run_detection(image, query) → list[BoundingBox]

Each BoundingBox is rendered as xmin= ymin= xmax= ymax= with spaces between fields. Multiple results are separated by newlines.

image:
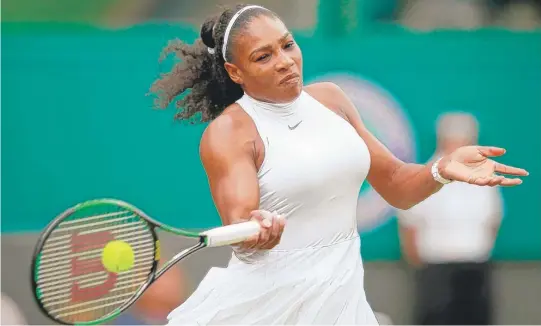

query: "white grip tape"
xmin=201 ymin=221 xmax=261 ymax=247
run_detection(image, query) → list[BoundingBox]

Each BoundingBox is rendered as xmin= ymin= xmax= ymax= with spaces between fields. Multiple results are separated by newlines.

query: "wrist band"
xmin=431 ymin=157 xmax=452 ymax=184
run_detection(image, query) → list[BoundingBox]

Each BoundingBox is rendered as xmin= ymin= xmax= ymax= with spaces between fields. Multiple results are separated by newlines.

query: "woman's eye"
xmin=256 ymin=54 xmax=269 ymax=62
xmin=284 ymin=41 xmax=295 ymax=49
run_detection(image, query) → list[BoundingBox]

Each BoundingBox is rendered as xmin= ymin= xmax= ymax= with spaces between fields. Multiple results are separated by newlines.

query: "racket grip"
xmin=201 ymin=221 xmax=261 ymax=247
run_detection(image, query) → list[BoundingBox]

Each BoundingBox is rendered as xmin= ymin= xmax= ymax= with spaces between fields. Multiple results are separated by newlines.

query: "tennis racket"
xmin=31 ymin=198 xmax=260 ymax=325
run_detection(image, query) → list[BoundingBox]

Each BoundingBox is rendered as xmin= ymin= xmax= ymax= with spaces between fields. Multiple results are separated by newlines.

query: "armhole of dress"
xmin=236 ymin=97 xmax=270 ymax=177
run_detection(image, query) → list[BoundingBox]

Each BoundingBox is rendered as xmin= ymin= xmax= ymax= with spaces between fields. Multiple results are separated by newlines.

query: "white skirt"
xmin=167 ymin=236 xmax=379 ymax=325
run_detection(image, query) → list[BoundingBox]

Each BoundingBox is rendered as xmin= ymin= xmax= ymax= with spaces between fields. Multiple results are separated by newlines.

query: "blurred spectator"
xmin=488 ymin=0 xmax=541 ymax=29
xmin=1 ymin=293 xmax=28 ymax=325
xmin=114 ymin=257 xmax=189 ymax=325
xmin=398 ymin=0 xmax=541 ymax=29
xmin=399 ymin=0 xmax=485 ymax=29
xmin=397 ymin=112 xmax=504 ymax=325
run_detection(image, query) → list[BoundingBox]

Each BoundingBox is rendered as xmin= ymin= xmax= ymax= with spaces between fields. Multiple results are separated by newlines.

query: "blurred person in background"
xmin=398 ymin=0 xmax=485 ymax=29
xmin=397 ymin=112 xmax=504 ymax=325
xmin=399 ymin=0 xmax=541 ymax=29
xmin=114 ymin=257 xmax=189 ymax=325
xmin=487 ymin=0 xmax=541 ymax=28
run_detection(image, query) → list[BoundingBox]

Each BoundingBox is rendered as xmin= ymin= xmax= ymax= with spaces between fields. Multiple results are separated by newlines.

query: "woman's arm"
xmin=200 ymin=108 xmax=285 ymax=249
xmin=354 ymin=130 xmax=442 ymax=210
xmin=306 ymin=82 xmax=527 ymax=209
xmin=200 ymin=111 xmax=261 ymax=223
xmin=306 ymin=82 xmax=441 ymax=209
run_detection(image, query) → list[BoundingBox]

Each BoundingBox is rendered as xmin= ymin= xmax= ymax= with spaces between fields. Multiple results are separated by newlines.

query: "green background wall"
xmin=2 ymin=22 xmax=540 ymax=260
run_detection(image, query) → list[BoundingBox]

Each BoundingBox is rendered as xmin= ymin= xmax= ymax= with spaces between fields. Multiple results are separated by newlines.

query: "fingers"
xmin=470 ymin=175 xmax=504 ymax=186
xmin=250 ymin=210 xmax=273 ymax=226
xmin=238 ymin=234 xmax=260 ymax=250
xmin=494 ymin=162 xmax=529 ymax=176
xmin=237 ymin=212 xmax=270 ymax=250
xmin=265 ymin=213 xmax=286 ymax=248
xmin=469 ymin=176 xmax=490 ymax=186
xmin=471 ymin=175 xmax=522 ymax=187
xmin=239 ymin=210 xmax=285 ymax=250
xmin=256 ymin=212 xmax=285 ymax=249
xmin=474 ymin=147 xmax=528 ymax=176
xmin=487 ymin=175 xmax=504 ymax=187
xmin=477 ymin=146 xmax=506 ymax=157
xmin=498 ymin=178 xmax=523 ymax=187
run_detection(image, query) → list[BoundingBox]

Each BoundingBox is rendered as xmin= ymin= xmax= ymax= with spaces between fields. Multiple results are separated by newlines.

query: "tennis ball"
xmin=101 ymin=240 xmax=134 ymax=273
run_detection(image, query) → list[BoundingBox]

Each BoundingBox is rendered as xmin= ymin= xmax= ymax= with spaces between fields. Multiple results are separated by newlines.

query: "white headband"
xmin=221 ymin=5 xmax=265 ymax=61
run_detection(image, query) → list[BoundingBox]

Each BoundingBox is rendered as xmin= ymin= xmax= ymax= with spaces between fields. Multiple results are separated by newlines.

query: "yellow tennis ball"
xmin=101 ymin=240 xmax=134 ymax=273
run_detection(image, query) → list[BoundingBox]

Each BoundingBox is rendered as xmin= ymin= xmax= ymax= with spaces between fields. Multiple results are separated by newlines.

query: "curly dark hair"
xmin=149 ymin=4 xmax=278 ymax=122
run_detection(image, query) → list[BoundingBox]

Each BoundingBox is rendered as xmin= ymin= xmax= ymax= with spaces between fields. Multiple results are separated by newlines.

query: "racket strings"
xmin=35 ymin=205 xmax=156 ymax=323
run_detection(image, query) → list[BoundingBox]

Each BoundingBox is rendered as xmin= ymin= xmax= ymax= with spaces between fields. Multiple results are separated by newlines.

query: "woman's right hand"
xmin=238 ymin=210 xmax=286 ymax=250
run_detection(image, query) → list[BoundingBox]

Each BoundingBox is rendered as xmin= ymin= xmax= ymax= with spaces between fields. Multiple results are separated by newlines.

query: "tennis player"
xmin=150 ymin=4 xmax=528 ymax=324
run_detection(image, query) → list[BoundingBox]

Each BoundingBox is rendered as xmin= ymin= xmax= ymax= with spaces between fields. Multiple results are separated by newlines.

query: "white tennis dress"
xmin=167 ymin=90 xmax=378 ymax=325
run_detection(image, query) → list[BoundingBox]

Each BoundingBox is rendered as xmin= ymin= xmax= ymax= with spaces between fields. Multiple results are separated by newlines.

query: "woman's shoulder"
xmin=304 ymin=82 xmax=348 ymax=110
xmin=200 ymin=103 xmax=258 ymax=157
xmin=205 ymin=103 xmax=255 ymax=136
xmin=305 ymin=81 xmax=342 ymax=93
xmin=304 ymin=82 xmax=352 ymax=118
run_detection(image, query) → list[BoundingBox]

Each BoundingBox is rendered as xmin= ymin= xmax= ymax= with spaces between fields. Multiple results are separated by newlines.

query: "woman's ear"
xmin=224 ymin=62 xmax=243 ymax=85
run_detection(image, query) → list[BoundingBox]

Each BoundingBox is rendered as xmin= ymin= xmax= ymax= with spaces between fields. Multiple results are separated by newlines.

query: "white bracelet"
xmin=431 ymin=157 xmax=452 ymax=184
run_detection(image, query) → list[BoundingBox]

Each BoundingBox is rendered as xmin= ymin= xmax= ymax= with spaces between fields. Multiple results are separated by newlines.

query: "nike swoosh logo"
xmin=288 ymin=121 xmax=302 ymax=130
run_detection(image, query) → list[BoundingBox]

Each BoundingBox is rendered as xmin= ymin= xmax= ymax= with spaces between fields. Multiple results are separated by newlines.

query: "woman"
xmin=150 ymin=4 xmax=527 ymax=324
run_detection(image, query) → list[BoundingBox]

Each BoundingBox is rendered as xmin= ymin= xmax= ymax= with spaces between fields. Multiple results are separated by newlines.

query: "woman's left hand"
xmin=439 ymin=146 xmax=528 ymax=187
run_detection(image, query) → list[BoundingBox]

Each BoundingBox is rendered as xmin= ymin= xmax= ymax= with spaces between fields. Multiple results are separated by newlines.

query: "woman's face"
xmin=224 ymin=15 xmax=303 ymax=103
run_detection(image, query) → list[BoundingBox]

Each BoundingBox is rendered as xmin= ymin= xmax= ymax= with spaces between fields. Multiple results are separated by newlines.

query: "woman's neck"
xmin=243 ymin=92 xmax=302 ymax=118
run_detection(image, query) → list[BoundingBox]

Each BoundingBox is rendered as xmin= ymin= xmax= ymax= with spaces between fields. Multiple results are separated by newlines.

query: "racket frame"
xmin=30 ymin=199 xmax=207 ymax=325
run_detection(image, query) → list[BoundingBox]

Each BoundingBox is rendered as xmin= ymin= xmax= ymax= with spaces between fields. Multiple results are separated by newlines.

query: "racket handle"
xmin=201 ymin=221 xmax=261 ymax=247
